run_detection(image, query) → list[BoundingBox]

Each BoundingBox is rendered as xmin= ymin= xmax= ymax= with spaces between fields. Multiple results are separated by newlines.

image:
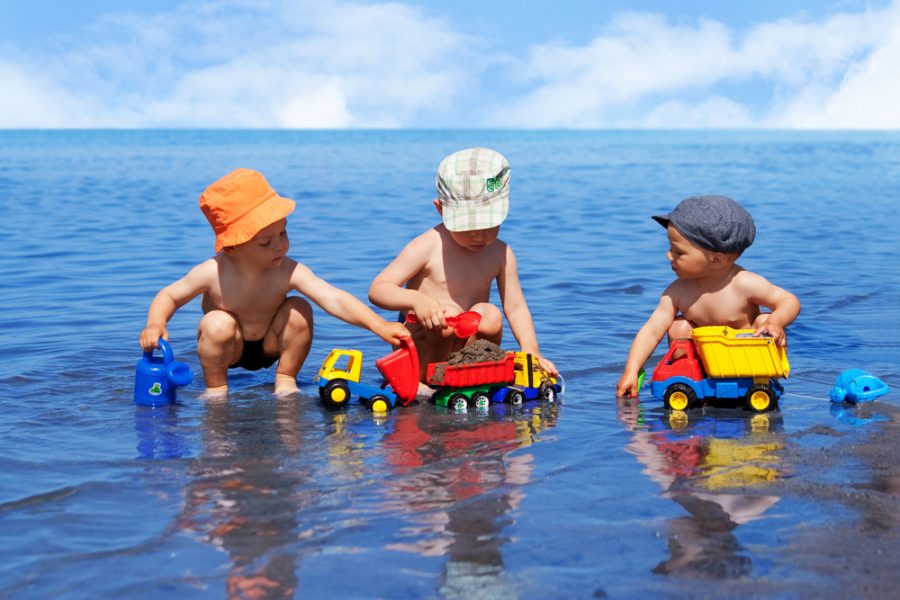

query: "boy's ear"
xmin=710 ymin=251 xmax=733 ymax=268
xmin=433 ymin=199 xmax=443 ymax=216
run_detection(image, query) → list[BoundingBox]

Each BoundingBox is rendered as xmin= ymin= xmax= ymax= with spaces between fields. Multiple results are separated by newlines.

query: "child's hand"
xmin=534 ymin=353 xmax=558 ymax=377
xmin=616 ymin=373 xmax=640 ymax=398
xmin=754 ymin=322 xmax=787 ymax=346
xmin=140 ymin=325 xmax=168 ymax=351
xmin=375 ymin=321 xmax=412 ymax=346
xmin=409 ymin=295 xmax=447 ymax=330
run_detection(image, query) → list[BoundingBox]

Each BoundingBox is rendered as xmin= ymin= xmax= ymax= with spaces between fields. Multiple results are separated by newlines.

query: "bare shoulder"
xmin=394 ymin=226 xmax=437 ymax=256
xmin=185 ymin=257 xmax=220 ymax=282
xmin=662 ymin=277 xmax=693 ymax=309
xmin=731 ymin=266 xmax=772 ymax=290
xmin=284 ymin=257 xmax=313 ymax=281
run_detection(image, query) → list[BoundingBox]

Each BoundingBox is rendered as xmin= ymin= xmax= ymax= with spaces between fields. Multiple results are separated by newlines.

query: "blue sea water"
xmin=0 ymin=130 xmax=898 ymax=598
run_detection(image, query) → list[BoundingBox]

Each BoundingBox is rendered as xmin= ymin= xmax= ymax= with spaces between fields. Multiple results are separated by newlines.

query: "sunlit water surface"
xmin=1 ymin=130 xmax=898 ymax=598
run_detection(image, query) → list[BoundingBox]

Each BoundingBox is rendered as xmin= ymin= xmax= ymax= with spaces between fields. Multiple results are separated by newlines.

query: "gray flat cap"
xmin=653 ymin=195 xmax=756 ymax=254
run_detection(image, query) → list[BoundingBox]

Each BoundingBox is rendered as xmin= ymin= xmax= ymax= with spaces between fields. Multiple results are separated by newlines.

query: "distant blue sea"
xmin=1 ymin=130 xmax=899 ymax=597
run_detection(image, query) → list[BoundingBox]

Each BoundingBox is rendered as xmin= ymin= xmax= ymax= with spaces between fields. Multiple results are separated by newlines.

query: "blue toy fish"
xmin=829 ymin=369 xmax=889 ymax=403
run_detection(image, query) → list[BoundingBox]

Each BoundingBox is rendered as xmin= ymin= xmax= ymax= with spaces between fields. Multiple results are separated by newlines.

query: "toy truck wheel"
xmin=539 ymin=382 xmax=557 ymax=402
xmin=745 ymin=385 xmax=776 ymax=412
xmin=322 ymin=380 xmax=351 ymax=409
xmin=664 ymin=383 xmax=696 ymax=411
xmin=472 ymin=392 xmax=490 ymax=410
xmin=450 ymin=393 xmax=469 ymax=412
xmin=507 ymin=390 xmax=525 ymax=405
xmin=368 ymin=394 xmax=391 ymax=413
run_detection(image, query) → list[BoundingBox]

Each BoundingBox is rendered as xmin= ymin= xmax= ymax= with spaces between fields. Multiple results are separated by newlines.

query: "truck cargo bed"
xmin=426 ymin=353 xmax=515 ymax=387
xmin=692 ymin=326 xmax=790 ymax=378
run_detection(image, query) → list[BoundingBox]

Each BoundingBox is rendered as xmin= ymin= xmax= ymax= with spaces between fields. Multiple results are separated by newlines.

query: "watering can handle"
xmin=144 ymin=338 xmax=175 ymax=364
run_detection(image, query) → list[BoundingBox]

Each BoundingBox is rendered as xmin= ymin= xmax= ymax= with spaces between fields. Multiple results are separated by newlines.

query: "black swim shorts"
xmin=229 ymin=338 xmax=278 ymax=371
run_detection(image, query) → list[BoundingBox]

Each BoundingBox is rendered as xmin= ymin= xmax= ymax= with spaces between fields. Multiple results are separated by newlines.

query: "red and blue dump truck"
xmin=650 ymin=326 xmax=790 ymax=412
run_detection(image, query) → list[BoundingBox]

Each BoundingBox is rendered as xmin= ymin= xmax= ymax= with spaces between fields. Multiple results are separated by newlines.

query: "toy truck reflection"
xmin=316 ymin=338 xmax=419 ymax=412
xmin=426 ymin=352 xmax=561 ymax=412
xmin=650 ymin=326 xmax=790 ymax=412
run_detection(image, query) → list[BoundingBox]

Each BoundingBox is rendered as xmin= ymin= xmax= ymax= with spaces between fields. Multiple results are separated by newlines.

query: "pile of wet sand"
xmin=429 ymin=339 xmax=507 ymax=384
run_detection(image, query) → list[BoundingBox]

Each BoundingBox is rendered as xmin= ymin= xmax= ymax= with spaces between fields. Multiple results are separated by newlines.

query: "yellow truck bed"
xmin=691 ymin=326 xmax=790 ymax=379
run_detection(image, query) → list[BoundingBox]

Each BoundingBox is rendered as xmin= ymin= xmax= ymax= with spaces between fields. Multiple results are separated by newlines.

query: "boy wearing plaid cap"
xmin=369 ymin=147 xmax=556 ymax=381
xmin=616 ymin=195 xmax=800 ymax=398
xmin=140 ymin=168 xmax=410 ymax=397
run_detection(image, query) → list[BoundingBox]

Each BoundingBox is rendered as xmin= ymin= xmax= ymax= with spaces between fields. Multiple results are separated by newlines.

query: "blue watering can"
xmin=134 ymin=338 xmax=194 ymax=406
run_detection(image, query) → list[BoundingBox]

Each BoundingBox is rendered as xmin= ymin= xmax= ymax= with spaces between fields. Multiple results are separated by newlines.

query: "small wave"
xmin=0 ymin=486 xmax=77 ymax=513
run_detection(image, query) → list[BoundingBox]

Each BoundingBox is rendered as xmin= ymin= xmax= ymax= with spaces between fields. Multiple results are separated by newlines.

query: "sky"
xmin=1 ymin=0 xmax=898 ymax=128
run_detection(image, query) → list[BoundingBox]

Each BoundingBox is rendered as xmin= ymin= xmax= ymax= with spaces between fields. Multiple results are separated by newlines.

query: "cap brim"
xmin=652 ymin=215 xmax=670 ymax=228
xmin=215 ymin=194 xmax=296 ymax=252
xmin=442 ymin=194 xmax=509 ymax=232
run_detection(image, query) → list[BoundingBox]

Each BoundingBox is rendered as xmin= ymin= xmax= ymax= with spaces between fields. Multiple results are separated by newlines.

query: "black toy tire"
xmin=539 ymin=383 xmax=557 ymax=402
xmin=745 ymin=384 xmax=776 ymax=412
xmin=323 ymin=380 xmax=351 ymax=409
xmin=450 ymin=393 xmax=469 ymax=411
xmin=368 ymin=393 xmax=391 ymax=413
xmin=663 ymin=383 xmax=697 ymax=411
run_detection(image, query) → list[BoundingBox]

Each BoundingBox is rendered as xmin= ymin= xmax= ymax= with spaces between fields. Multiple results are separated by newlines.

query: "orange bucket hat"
xmin=199 ymin=169 xmax=296 ymax=252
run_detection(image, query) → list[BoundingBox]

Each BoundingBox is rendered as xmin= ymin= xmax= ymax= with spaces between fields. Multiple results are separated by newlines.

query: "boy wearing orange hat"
xmin=140 ymin=168 xmax=410 ymax=397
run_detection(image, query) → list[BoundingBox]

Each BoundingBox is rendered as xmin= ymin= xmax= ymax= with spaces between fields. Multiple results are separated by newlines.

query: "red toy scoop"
xmin=406 ymin=311 xmax=481 ymax=338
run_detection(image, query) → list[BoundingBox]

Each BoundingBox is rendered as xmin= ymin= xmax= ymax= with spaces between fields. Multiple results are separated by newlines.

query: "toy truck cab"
xmin=316 ymin=339 xmax=419 ymax=412
xmin=509 ymin=352 xmax=560 ymax=404
xmin=650 ymin=326 xmax=789 ymax=413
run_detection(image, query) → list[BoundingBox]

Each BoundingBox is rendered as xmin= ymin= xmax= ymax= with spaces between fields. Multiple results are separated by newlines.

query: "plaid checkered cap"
xmin=436 ymin=147 xmax=510 ymax=232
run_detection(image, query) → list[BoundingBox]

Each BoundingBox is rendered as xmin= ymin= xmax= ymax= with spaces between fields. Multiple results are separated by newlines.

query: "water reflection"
xmin=178 ymin=397 xmax=305 ymax=599
xmin=618 ymin=399 xmax=784 ymax=579
xmin=134 ymin=404 xmax=191 ymax=460
xmin=829 ymin=402 xmax=890 ymax=427
xmin=381 ymin=402 xmax=559 ymax=597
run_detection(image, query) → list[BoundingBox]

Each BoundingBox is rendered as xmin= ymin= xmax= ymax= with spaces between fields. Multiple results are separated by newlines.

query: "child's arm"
xmin=741 ymin=272 xmax=801 ymax=346
xmin=140 ymin=260 xmax=214 ymax=350
xmin=291 ymin=263 xmax=410 ymax=345
xmin=616 ymin=293 xmax=677 ymax=398
xmin=368 ymin=232 xmax=447 ymax=330
xmin=497 ymin=245 xmax=557 ymax=375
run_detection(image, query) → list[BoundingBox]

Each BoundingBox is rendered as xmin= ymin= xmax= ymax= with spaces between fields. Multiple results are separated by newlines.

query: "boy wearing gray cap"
xmin=369 ymin=147 xmax=556 ymax=381
xmin=616 ymin=195 xmax=800 ymax=398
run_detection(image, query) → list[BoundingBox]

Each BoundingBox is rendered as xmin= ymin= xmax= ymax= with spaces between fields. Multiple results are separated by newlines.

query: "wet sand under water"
xmin=742 ymin=402 xmax=900 ymax=597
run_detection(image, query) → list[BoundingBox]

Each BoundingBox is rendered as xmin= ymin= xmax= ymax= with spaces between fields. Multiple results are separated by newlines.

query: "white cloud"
xmin=767 ymin=8 xmax=900 ymax=128
xmin=1 ymin=0 xmax=474 ymax=128
xmin=495 ymin=2 xmax=900 ymax=128
xmin=2 ymin=0 xmax=899 ymax=128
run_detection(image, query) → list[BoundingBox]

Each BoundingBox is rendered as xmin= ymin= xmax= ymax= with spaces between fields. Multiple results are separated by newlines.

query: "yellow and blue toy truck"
xmin=316 ymin=339 xmax=419 ymax=412
xmin=650 ymin=326 xmax=790 ymax=412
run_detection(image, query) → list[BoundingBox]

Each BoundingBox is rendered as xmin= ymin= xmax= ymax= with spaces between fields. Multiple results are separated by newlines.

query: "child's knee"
xmin=472 ymin=303 xmax=503 ymax=336
xmin=277 ymin=296 xmax=314 ymax=343
xmin=284 ymin=296 xmax=313 ymax=330
xmin=752 ymin=312 xmax=770 ymax=329
xmin=667 ymin=317 xmax=693 ymax=341
xmin=198 ymin=310 xmax=239 ymax=343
